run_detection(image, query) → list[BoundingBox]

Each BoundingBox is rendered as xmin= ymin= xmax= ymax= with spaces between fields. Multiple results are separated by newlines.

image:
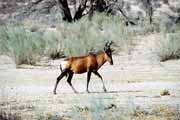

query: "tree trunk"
xmin=57 ymin=0 xmax=73 ymax=22
xmin=73 ymin=0 xmax=88 ymax=21
xmin=142 ymin=0 xmax=153 ymax=24
xmin=147 ymin=0 xmax=153 ymax=24
xmin=175 ymin=14 xmax=180 ymax=24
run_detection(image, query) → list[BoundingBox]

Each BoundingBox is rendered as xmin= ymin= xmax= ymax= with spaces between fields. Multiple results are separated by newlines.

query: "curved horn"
xmin=108 ymin=41 xmax=113 ymax=47
xmin=105 ymin=41 xmax=109 ymax=47
xmin=106 ymin=41 xmax=113 ymax=48
xmin=104 ymin=41 xmax=113 ymax=51
xmin=104 ymin=41 xmax=109 ymax=51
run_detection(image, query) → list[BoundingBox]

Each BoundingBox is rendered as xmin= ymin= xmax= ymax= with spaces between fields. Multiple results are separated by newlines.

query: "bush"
xmin=129 ymin=16 xmax=179 ymax=35
xmin=160 ymin=89 xmax=170 ymax=96
xmin=54 ymin=13 xmax=133 ymax=57
xmin=154 ymin=33 xmax=180 ymax=62
xmin=0 ymin=13 xmax=134 ymax=65
xmin=0 ymin=24 xmax=45 ymax=65
xmin=70 ymin=97 xmax=120 ymax=120
xmin=42 ymin=29 xmax=66 ymax=59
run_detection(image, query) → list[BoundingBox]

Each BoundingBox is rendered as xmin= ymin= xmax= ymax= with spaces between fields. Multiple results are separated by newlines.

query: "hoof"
xmin=103 ymin=88 xmax=107 ymax=93
xmin=74 ymin=91 xmax=78 ymax=94
xmin=86 ymin=90 xmax=90 ymax=93
xmin=53 ymin=90 xmax=57 ymax=95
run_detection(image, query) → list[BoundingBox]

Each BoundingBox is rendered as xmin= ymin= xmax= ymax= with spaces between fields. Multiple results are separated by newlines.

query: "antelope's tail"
xmin=60 ymin=63 xmax=68 ymax=77
xmin=60 ymin=64 xmax=63 ymax=73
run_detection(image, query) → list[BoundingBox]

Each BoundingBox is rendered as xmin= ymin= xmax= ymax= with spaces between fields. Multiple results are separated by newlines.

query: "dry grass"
xmin=69 ymin=104 xmax=180 ymax=120
xmin=160 ymin=89 xmax=170 ymax=96
xmin=67 ymin=97 xmax=180 ymax=120
xmin=154 ymin=33 xmax=180 ymax=62
xmin=0 ymin=111 xmax=21 ymax=120
xmin=0 ymin=24 xmax=45 ymax=65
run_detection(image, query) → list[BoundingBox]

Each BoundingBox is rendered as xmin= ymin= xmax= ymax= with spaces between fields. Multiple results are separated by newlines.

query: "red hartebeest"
xmin=53 ymin=41 xmax=114 ymax=94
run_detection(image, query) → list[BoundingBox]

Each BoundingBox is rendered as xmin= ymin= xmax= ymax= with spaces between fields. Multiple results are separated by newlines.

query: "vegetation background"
xmin=0 ymin=0 xmax=180 ymax=120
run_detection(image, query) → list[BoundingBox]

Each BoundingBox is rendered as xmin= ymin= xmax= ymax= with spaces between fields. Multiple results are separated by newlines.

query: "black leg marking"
xmin=67 ymin=72 xmax=77 ymax=93
xmin=93 ymin=71 xmax=107 ymax=92
xmin=53 ymin=71 xmax=67 ymax=95
xmin=87 ymin=71 xmax=92 ymax=93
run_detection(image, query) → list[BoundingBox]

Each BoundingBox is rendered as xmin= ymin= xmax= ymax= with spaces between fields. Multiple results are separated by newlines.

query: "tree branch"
xmin=117 ymin=6 xmax=136 ymax=25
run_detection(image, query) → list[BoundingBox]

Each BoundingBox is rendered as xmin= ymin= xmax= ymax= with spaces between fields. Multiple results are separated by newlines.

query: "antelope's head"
xmin=104 ymin=41 xmax=114 ymax=65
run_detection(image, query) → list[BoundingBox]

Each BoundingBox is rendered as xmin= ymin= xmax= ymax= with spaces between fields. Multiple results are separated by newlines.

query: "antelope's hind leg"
xmin=53 ymin=70 xmax=67 ymax=95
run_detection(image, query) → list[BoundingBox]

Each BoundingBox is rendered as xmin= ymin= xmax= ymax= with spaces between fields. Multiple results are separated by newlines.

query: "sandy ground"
xmin=0 ymin=36 xmax=180 ymax=119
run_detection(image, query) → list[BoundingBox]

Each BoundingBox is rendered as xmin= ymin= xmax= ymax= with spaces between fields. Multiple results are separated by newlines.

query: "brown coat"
xmin=64 ymin=52 xmax=107 ymax=73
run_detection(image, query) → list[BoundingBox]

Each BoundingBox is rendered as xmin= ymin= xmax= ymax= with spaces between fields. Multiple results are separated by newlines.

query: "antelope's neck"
xmin=96 ymin=52 xmax=106 ymax=69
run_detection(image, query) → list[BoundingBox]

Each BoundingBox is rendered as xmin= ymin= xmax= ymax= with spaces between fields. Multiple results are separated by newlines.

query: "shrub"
xmin=129 ymin=16 xmax=178 ymax=35
xmin=54 ymin=13 xmax=133 ymax=57
xmin=0 ymin=24 xmax=45 ymax=65
xmin=43 ymin=29 xmax=65 ymax=59
xmin=0 ymin=111 xmax=21 ymax=120
xmin=0 ymin=13 xmax=134 ymax=65
xmin=154 ymin=33 xmax=180 ymax=62
xmin=70 ymin=98 xmax=116 ymax=120
xmin=160 ymin=89 xmax=170 ymax=96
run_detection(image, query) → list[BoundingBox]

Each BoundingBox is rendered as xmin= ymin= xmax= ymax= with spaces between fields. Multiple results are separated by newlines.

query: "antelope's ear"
xmin=104 ymin=41 xmax=108 ymax=51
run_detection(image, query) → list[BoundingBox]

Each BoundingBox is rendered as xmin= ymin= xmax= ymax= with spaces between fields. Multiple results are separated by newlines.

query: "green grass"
xmin=0 ymin=24 xmax=45 ymax=65
xmin=3 ymin=12 xmax=180 ymax=65
xmin=70 ymin=97 xmax=120 ymax=120
xmin=130 ymin=16 xmax=179 ymax=36
xmin=54 ymin=13 xmax=133 ymax=57
xmin=135 ymin=18 xmax=180 ymax=62
xmin=69 ymin=96 xmax=180 ymax=120
xmin=35 ymin=111 xmax=60 ymax=120
xmin=0 ymin=13 xmax=134 ymax=66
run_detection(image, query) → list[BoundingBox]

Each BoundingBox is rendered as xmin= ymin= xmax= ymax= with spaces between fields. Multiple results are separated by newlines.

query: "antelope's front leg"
xmin=93 ymin=71 xmax=107 ymax=92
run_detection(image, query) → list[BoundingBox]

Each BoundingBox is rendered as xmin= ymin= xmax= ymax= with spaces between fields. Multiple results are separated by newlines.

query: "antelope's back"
xmin=68 ymin=55 xmax=97 ymax=74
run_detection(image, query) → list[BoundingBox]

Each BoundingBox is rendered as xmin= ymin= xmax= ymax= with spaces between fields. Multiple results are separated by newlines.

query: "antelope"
xmin=53 ymin=41 xmax=114 ymax=94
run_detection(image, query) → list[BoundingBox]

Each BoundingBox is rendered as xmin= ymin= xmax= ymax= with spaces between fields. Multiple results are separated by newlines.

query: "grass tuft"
xmin=160 ymin=89 xmax=170 ymax=96
xmin=154 ymin=33 xmax=180 ymax=62
xmin=0 ymin=24 xmax=45 ymax=65
xmin=0 ymin=111 xmax=21 ymax=120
